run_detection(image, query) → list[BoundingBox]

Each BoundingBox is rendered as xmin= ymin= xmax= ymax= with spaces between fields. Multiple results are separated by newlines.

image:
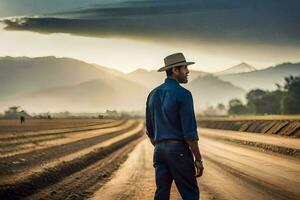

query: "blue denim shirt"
xmin=145 ymin=77 xmax=199 ymax=142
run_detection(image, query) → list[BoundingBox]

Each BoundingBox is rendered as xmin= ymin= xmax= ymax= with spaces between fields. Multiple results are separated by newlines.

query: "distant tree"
xmin=275 ymin=83 xmax=282 ymax=90
xmin=120 ymin=112 xmax=131 ymax=118
xmin=4 ymin=106 xmax=21 ymax=118
xmin=228 ymin=99 xmax=248 ymax=115
xmin=58 ymin=111 xmax=71 ymax=118
xmin=105 ymin=110 xmax=119 ymax=118
xmin=246 ymin=89 xmax=266 ymax=114
xmin=264 ymin=90 xmax=284 ymax=114
xmin=98 ymin=114 xmax=104 ymax=119
xmin=226 ymin=75 xmax=300 ymax=115
xmin=7 ymin=106 xmax=20 ymax=113
xmin=246 ymin=89 xmax=284 ymax=114
xmin=203 ymin=106 xmax=218 ymax=116
xmin=216 ymin=103 xmax=227 ymax=115
xmin=282 ymin=75 xmax=300 ymax=114
xmin=3 ymin=106 xmax=31 ymax=119
xmin=217 ymin=103 xmax=225 ymax=111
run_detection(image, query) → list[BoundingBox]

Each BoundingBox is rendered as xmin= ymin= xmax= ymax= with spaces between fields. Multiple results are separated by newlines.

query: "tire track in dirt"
xmin=198 ymin=131 xmax=300 ymax=200
xmin=201 ymin=154 xmax=295 ymax=200
xmin=199 ymin=128 xmax=300 ymax=158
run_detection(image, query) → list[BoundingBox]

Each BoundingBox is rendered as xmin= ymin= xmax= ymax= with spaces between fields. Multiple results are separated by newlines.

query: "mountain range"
xmin=126 ymin=68 xmax=209 ymax=90
xmin=0 ymin=56 xmax=147 ymax=112
xmin=214 ymin=62 xmax=256 ymax=76
xmin=217 ymin=62 xmax=300 ymax=90
xmin=0 ymin=56 xmax=299 ymax=113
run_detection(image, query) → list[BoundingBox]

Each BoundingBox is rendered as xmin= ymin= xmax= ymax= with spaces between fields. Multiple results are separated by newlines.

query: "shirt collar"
xmin=164 ymin=77 xmax=179 ymax=85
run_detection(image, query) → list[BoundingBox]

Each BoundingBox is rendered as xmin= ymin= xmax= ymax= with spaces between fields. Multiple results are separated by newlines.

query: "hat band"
xmin=165 ymin=60 xmax=186 ymax=67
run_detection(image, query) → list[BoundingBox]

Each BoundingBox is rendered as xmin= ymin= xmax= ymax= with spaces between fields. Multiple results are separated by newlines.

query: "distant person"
xmin=146 ymin=53 xmax=204 ymax=200
xmin=20 ymin=116 xmax=25 ymax=124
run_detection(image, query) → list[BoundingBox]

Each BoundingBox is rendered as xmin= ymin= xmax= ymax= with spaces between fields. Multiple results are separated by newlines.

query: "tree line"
xmin=228 ymin=75 xmax=300 ymax=115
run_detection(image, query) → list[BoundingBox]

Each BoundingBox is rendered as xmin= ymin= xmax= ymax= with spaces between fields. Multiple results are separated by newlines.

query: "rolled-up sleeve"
xmin=145 ymin=93 xmax=154 ymax=139
xmin=179 ymin=91 xmax=199 ymax=141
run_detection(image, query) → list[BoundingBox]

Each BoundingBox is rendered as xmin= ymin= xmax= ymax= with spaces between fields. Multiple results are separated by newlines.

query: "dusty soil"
xmin=91 ymin=127 xmax=300 ymax=200
xmin=0 ymin=119 xmax=114 ymax=135
xmin=0 ymin=119 xmax=144 ymax=200
xmin=199 ymin=128 xmax=300 ymax=158
xmin=1 ymin=119 xmax=299 ymax=200
xmin=0 ymin=120 xmax=126 ymax=157
xmin=90 ymin=139 xmax=213 ymax=200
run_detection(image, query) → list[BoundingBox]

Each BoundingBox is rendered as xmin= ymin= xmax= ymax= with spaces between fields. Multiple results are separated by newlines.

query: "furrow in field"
xmin=0 ymin=119 xmax=124 ymax=142
xmin=25 ymin=136 xmax=146 ymax=200
xmin=0 ymin=119 xmax=114 ymax=138
xmin=0 ymin=121 xmax=145 ymax=200
xmin=0 ymin=120 xmax=138 ymax=177
xmin=0 ymin=120 xmax=129 ymax=157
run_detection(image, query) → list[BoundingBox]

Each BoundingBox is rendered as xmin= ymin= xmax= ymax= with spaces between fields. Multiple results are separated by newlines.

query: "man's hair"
xmin=166 ymin=65 xmax=182 ymax=77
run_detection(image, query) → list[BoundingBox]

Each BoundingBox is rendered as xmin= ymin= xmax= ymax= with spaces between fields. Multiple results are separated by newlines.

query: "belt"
xmin=156 ymin=139 xmax=186 ymax=144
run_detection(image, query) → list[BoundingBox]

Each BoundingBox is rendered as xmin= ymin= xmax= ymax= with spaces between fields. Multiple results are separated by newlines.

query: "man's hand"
xmin=186 ymin=140 xmax=204 ymax=177
xmin=194 ymin=160 xmax=204 ymax=177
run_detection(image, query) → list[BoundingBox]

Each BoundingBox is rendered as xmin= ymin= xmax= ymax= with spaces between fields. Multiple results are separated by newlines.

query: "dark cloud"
xmin=1 ymin=0 xmax=300 ymax=46
xmin=50 ymin=0 xmax=237 ymax=18
xmin=0 ymin=0 xmax=112 ymax=17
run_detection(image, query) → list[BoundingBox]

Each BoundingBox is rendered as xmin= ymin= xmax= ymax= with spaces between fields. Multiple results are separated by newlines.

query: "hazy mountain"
xmin=1 ymin=76 xmax=148 ymax=112
xmin=2 ymin=56 xmax=298 ymax=113
xmin=125 ymin=68 xmax=244 ymax=111
xmin=126 ymin=68 xmax=210 ymax=89
xmin=0 ymin=56 xmax=148 ymax=112
xmin=215 ymin=62 xmax=256 ymax=75
xmin=217 ymin=62 xmax=300 ymax=91
xmin=186 ymin=75 xmax=245 ymax=111
xmin=92 ymin=64 xmax=126 ymax=77
xmin=0 ymin=56 xmax=113 ymax=99
xmin=0 ymin=56 xmax=245 ymax=112
xmin=126 ymin=69 xmax=165 ymax=89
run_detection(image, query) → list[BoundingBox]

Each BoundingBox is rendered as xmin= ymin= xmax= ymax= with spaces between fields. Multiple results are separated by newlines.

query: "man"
xmin=145 ymin=52 xmax=204 ymax=200
xmin=20 ymin=116 xmax=25 ymax=124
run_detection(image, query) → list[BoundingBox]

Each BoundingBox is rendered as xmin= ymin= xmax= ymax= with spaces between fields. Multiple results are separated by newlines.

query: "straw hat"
xmin=157 ymin=53 xmax=195 ymax=72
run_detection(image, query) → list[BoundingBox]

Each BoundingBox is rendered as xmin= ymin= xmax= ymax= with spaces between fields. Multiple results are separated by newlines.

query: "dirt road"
xmin=91 ymin=128 xmax=300 ymax=200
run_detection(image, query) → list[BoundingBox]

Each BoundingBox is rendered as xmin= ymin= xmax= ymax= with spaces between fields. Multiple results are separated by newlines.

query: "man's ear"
xmin=172 ymin=67 xmax=178 ymax=75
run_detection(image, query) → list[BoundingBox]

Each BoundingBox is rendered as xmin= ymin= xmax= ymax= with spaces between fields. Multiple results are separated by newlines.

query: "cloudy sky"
xmin=0 ymin=0 xmax=299 ymax=72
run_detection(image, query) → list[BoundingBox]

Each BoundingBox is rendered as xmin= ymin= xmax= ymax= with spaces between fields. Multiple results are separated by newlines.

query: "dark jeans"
xmin=153 ymin=142 xmax=199 ymax=200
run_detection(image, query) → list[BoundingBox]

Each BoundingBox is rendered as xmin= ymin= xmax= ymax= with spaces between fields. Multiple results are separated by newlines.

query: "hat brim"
xmin=157 ymin=61 xmax=195 ymax=72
